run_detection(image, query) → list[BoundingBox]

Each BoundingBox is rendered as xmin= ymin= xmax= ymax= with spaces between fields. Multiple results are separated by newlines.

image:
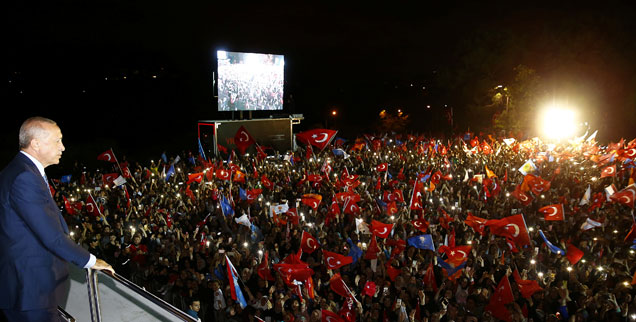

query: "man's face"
xmin=190 ymin=301 xmax=200 ymax=312
xmin=34 ymin=123 xmax=65 ymax=167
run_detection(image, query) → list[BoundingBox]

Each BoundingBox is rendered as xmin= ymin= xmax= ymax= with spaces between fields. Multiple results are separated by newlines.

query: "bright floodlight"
xmin=540 ymin=105 xmax=577 ymax=140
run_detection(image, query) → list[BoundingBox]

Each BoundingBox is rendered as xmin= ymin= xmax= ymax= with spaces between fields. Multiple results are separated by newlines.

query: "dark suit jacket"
xmin=0 ymin=153 xmax=90 ymax=310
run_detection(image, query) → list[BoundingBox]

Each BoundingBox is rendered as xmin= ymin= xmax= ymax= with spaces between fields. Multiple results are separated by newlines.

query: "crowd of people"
xmin=53 ymin=132 xmax=636 ymax=322
xmin=217 ymin=53 xmax=284 ymax=111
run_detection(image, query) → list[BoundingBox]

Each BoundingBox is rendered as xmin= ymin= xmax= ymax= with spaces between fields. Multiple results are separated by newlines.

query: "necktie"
xmin=43 ymin=173 xmax=52 ymax=197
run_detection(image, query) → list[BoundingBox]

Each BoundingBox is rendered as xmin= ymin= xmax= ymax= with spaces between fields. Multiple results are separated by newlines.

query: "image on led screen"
xmin=217 ymin=51 xmax=284 ymax=111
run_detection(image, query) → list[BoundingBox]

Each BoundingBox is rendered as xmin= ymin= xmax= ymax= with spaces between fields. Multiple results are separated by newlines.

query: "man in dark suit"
xmin=0 ymin=117 xmax=114 ymax=321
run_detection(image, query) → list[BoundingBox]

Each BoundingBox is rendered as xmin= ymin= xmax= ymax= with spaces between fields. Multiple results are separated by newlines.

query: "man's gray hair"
xmin=19 ymin=117 xmax=57 ymax=149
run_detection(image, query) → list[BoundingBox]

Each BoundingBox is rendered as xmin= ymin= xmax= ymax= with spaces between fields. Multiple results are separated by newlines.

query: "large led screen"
xmin=217 ymin=51 xmax=284 ymax=111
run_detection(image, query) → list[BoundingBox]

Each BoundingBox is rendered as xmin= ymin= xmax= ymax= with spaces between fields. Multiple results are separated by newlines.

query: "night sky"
xmin=5 ymin=2 xmax=636 ymax=171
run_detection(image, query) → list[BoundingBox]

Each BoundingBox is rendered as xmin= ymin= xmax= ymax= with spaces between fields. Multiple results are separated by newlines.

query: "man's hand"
xmin=93 ymin=258 xmax=115 ymax=274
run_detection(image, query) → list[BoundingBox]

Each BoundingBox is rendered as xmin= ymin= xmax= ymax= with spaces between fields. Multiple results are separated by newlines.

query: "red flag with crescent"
xmin=376 ymin=163 xmax=388 ymax=172
xmin=215 ymin=168 xmax=231 ymax=181
xmin=257 ymin=252 xmax=275 ymax=281
xmin=485 ymin=214 xmax=531 ymax=247
xmin=301 ymin=194 xmax=322 ymax=210
xmin=261 ymin=175 xmax=274 ymax=190
xmin=322 ymin=250 xmax=353 ymax=270
xmin=371 ymin=220 xmax=393 ymax=238
xmin=300 ymin=231 xmax=320 ymax=254
xmin=538 ymin=204 xmax=565 ymax=221
xmin=234 ymin=126 xmax=255 ymax=154
xmin=322 ymin=309 xmax=345 ymax=322
xmin=328 ymin=273 xmax=352 ymax=298
xmin=464 ymin=212 xmax=488 ymax=236
xmin=411 ymin=218 xmax=430 ymax=233
xmin=97 ymin=149 xmax=116 ymax=162
xmin=610 ymin=184 xmax=636 ymax=208
xmin=600 ymin=164 xmax=617 ymax=178
xmin=296 ymin=129 xmax=337 ymax=151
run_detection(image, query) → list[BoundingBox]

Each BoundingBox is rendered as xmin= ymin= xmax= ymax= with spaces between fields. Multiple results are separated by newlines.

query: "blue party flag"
xmin=165 ymin=165 xmax=175 ymax=181
xmin=220 ymin=196 xmax=234 ymax=216
xmin=407 ymin=234 xmax=435 ymax=251
xmin=346 ymin=238 xmax=363 ymax=264
xmin=539 ymin=230 xmax=566 ymax=255
xmin=60 ymin=175 xmax=72 ymax=183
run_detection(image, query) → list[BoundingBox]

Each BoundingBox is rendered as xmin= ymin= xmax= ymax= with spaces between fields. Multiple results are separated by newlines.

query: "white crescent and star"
xmin=326 ymin=257 xmax=337 ymax=267
xmin=457 ymin=250 xmax=467 ymax=258
xmin=619 ymin=195 xmax=632 ymax=204
xmin=604 ymin=166 xmax=615 ymax=175
xmin=306 ymin=238 xmax=316 ymax=249
xmin=544 ymin=206 xmax=558 ymax=216
xmin=519 ymin=194 xmax=529 ymax=202
xmin=312 ymin=133 xmax=329 ymax=143
xmin=625 ymin=148 xmax=636 ymax=158
xmin=105 ymin=154 xmax=111 ymax=161
xmin=377 ymin=227 xmax=388 ymax=235
xmin=505 ymin=224 xmax=520 ymax=237
xmin=240 ymin=131 xmax=249 ymax=142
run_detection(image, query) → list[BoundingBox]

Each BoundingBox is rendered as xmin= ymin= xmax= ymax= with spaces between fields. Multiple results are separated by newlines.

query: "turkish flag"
xmin=215 ymin=168 xmax=231 ymax=181
xmin=234 ymin=126 xmax=255 ymax=154
xmin=323 ymin=250 xmax=353 ymax=269
xmin=274 ymin=263 xmax=314 ymax=283
xmin=409 ymin=181 xmax=424 ymax=210
xmin=386 ymin=201 xmax=398 ymax=215
xmin=465 ymin=212 xmax=488 ymax=236
xmin=486 ymin=214 xmax=531 ymax=247
xmin=430 ymin=170 xmax=442 ymax=185
xmin=338 ymin=299 xmax=356 ymax=322
xmin=296 ymin=129 xmax=338 ymax=151
xmin=538 ymin=204 xmax=565 ymax=221
xmin=439 ymin=245 xmax=472 ymax=266
xmin=438 ymin=209 xmax=454 ymax=230
xmin=371 ymin=220 xmax=393 ymax=238
xmin=393 ymin=189 xmax=404 ymax=203
xmin=522 ymin=174 xmax=551 ymax=195
xmin=301 ymin=231 xmax=320 ymax=254
xmin=321 ymin=309 xmax=345 ymax=322
xmin=328 ymin=273 xmax=351 ymax=298
xmin=187 ymin=172 xmax=204 ymax=184
xmin=63 ymin=195 xmax=76 ymax=215
xmin=485 ymin=275 xmax=514 ymax=322
xmin=423 ymin=262 xmax=438 ymax=292
xmin=97 ymin=149 xmax=116 ymax=162
xmin=257 ymin=252 xmax=275 ymax=281
xmin=302 ymin=194 xmax=322 ymax=210
xmin=285 ymin=208 xmax=299 ymax=226
xmin=246 ymin=189 xmax=261 ymax=203
xmin=85 ymin=195 xmax=100 ymax=216
xmin=610 ymin=184 xmax=636 ymax=208
xmin=600 ymin=164 xmax=617 ymax=178
xmin=261 ymin=175 xmax=274 ymax=190
xmin=363 ymin=281 xmax=376 ymax=296
xmin=566 ymin=243 xmax=584 ymax=265
xmin=383 ymin=190 xmax=397 ymax=202
xmin=512 ymin=269 xmax=543 ymax=299
xmin=102 ymin=173 xmax=119 ymax=186
xmin=329 ymin=198 xmax=340 ymax=216
xmin=336 ymin=192 xmax=361 ymax=204
xmin=511 ymin=184 xmax=533 ymax=206
xmin=618 ymin=147 xmax=636 ymax=159
xmin=342 ymin=201 xmax=360 ymax=215
xmin=411 ymin=218 xmax=430 ymax=233
xmin=308 ymin=174 xmax=323 ymax=182
xmin=376 ymin=163 xmax=388 ymax=172
xmin=122 ymin=166 xmax=132 ymax=178
xmin=365 ymin=236 xmax=380 ymax=260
